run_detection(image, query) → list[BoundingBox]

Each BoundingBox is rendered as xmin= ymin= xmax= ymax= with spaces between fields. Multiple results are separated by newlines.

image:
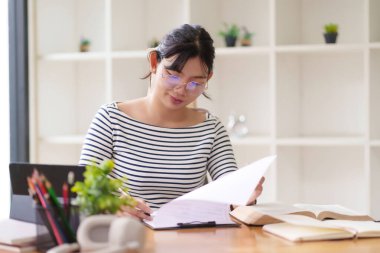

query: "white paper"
xmin=145 ymin=155 xmax=276 ymax=229
xmin=145 ymin=200 xmax=234 ymax=229
xmin=177 ymin=155 xmax=276 ymax=205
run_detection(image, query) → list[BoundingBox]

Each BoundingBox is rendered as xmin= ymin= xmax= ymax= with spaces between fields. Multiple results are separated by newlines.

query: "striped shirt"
xmin=79 ymin=103 xmax=237 ymax=209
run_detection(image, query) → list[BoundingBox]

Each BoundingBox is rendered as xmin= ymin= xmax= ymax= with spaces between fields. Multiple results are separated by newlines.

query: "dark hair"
xmin=145 ymin=24 xmax=215 ymax=99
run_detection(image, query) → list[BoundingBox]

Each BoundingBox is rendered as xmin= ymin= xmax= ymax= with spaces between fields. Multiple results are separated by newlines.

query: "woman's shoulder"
xmin=98 ymin=100 xmax=142 ymax=115
xmin=190 ymin=108 xmax=221 ymax=124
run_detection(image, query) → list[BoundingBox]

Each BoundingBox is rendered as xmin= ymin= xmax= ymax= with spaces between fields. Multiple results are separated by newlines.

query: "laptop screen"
xmin=9 ymin=163 xmax=85 ymax=223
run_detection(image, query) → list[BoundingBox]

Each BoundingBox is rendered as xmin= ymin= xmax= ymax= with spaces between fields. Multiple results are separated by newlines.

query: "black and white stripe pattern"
xmin=79 ymin=103 xmax=237 ymax=209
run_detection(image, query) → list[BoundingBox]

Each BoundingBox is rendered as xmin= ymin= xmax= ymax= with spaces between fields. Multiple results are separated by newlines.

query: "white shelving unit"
xmin=28 ymin=0 xmax=380 ymax=219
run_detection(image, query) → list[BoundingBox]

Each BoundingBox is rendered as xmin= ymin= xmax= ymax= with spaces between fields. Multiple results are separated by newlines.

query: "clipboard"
xmin=143 ymin=220 xmax=240 ymax=230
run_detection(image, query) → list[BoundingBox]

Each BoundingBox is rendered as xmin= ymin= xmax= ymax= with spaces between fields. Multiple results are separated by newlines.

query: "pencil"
xmin=45 ymin=180 xmax=76 ymax=242
xmin=33 ymin=180 xmax=66 ymax=245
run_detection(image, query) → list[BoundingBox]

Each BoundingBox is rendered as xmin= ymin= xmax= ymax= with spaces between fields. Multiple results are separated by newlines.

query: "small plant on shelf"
xmin=218 ymin=23 xmax=240 ymax=47
xmin=323 ymin=23 xmax=339 ymax=44
xmin=71 ymin=160 xmax=136 ymax=216
xmin=240 ymin=26 xmax=254 ymax=47
xmin=79 ymin=37 xmax=91 ymax=52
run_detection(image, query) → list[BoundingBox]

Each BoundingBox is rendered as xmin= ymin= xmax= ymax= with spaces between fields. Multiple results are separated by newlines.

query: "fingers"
xmin=119 ymin=198 xmax=153 ymax=221
xmin=135 ymin=198 xmax=153 ymax=214
xmin=246 ymin=177 xmax=266 ymax=205
xmin=256 ymin=177 xmax=265 ymax=189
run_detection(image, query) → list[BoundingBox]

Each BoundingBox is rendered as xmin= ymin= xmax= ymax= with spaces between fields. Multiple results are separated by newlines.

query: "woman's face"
xmin=151 ymin=55 xmax=212 ymax=110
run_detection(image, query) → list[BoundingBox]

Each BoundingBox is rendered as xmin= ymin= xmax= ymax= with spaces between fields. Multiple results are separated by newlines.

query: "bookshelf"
xmin=28 ymin=0 xmax=380 ymax=219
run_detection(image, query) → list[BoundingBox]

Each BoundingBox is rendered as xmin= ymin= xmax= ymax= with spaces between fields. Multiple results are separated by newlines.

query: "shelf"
xmin=38 ymin=47 xmax=273 ymax=61
xmin=370 ymin=43 xmax=380 ymax=49
xmin=370 ymin=140 xmax=380 ymax=147
xmin=39 ymin=52 xmax=107 ymax=61
xmin=216 ymin=47 xmax=270 ymax=56
xmin=38 ymin=44 xmax=369 ymax=61
xmin=40 ymin=135 xmax=85 ymax=145
xmin=230 ymin=136 xmax=271 ymax=146
xmin=276 ymin=44 xmax=365 ymax=54
xmin=276 ymin=137 xmax=365 ymax=146
xmin=111 ymin=50 xmax=147 ymax=59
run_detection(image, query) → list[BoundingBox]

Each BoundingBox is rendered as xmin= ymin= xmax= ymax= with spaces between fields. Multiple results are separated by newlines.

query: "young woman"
xmin=79 ymin=24 xmax=264 ymax=220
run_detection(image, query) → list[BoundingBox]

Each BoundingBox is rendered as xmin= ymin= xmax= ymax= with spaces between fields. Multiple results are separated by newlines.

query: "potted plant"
xmin=80 ymin=37 xmax=91 ymax=52
xmin=219 ymin=23 xmax=240 ymax=47
xmin=71 ymin=160 xmax=136 ymax=216
xmin=323 ymin=23 xmax=339 ymax=44
xmin=240 ymin=26 xmax=254 ymax=47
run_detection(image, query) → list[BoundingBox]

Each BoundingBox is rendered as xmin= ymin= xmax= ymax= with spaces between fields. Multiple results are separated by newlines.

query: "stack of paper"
xmin=0 ymin=219 xmax=47 ymax=252
xmin=144 ymin=156 xmax=276 ymax=230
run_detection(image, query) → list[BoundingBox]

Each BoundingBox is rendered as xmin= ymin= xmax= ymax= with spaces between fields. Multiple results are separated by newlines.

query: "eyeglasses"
xmin=161 ymin=73 xmax=208 ymax=93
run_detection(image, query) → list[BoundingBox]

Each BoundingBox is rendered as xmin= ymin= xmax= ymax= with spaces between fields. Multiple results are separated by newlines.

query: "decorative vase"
xmin=241 ymin=38 xmax=252 ymax=47
xmin=80 ymin=44 xmax=90 ymax=52
xmin=225 ymin=36 xmax=237 ymax=47
xmin=324 ymin=33 xmax=338 ymax=44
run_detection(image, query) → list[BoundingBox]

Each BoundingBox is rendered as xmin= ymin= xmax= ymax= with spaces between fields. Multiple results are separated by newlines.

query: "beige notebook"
xmin=230 ymin=203 xmax=373 ymax=226
xmin=262 ymin=214 xmax=380 ymax=242
xmin=0 ymin=219 xmax=39 ymax=245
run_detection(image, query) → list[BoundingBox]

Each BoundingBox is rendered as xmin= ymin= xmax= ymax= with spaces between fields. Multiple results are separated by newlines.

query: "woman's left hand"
xmin=246 ymin=176 xmax=265 ymax=205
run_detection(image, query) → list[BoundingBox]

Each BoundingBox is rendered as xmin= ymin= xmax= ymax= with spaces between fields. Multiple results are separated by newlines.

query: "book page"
xmin=177 ymin=155 xmax=276 ymax=205
xmin=293 ymin=204 xmax=365 ymax=217
xmin=273 ymin=214 xmax=342 ymax=229
xmin=252 ymin=203 xmax=314 ymax=216
xmin=324 ymin=220 xmax=380 ymax=237
xmin=230 ymin=202 xmax=317 ymax=225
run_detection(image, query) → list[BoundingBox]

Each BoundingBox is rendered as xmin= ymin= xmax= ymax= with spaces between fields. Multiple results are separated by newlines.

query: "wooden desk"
xmin=1 ymin=225 xmax=380 ymax=253
xmin=143 ymin=225 xmax=380 ymax=253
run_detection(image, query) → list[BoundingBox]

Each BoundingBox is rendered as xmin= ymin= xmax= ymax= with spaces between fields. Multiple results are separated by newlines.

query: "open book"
xmin=230 ymin=203 xmax=373 ymax=226
xmin=262 ymin=214 xmax=380 ymax=242
xmin=143 ymin=156 xmax=276 ymax=230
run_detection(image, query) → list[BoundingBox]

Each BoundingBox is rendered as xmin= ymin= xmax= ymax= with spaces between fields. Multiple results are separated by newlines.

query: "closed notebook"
xmin=0 ymin=243 xmax=36 ymax=253
xmin=0 ymin=219 xmax=41 ymax=245
xmin=230 ymin=203 xmax=373 ymax=226
xmin=262 ymin=214 xmax=380 ymax=242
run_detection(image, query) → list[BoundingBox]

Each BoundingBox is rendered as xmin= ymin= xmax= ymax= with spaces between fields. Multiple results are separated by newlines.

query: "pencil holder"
xmin=35 ymin=204 xmax=80 ymax=252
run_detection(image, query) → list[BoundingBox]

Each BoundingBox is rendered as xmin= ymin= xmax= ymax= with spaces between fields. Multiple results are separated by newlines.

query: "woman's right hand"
xmin=118 ymin=197 xmax=153 ymax=221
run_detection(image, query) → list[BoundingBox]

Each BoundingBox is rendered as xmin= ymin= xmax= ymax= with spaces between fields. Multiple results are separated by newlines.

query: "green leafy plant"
xmin=71 ymin=160 xmax=136 ymax=216
xmin=324 ymin=23 xmax=338 ymax=34
xmin=240 ymin=26 xmax=254 ymax=46
xmin=80 ymin=37 xmax=91 ymax=46
xmin=218 ymin=23 xmax=240 ymax=39
xmin=241 ymin=26 xmax=254 ymax=40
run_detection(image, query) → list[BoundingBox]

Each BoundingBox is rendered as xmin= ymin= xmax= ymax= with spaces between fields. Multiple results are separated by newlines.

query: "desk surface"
xmin=143 ymin=225 xmax=380 ymax=253
xmin=1 ymin=225 xmax=380 ymax=253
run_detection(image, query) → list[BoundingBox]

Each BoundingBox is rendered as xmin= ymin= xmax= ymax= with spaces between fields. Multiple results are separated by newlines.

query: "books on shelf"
xmin=230 ymin=203 xmax=373 ymax=226
xmin=262 ymin=215 xmax=380 ymax=242
xmin=144 ymin=156 xmax=276 ymax=230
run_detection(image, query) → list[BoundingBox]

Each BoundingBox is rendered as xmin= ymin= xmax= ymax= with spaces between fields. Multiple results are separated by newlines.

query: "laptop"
xmin=9 ymin=163 xmax=85 ymax=223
